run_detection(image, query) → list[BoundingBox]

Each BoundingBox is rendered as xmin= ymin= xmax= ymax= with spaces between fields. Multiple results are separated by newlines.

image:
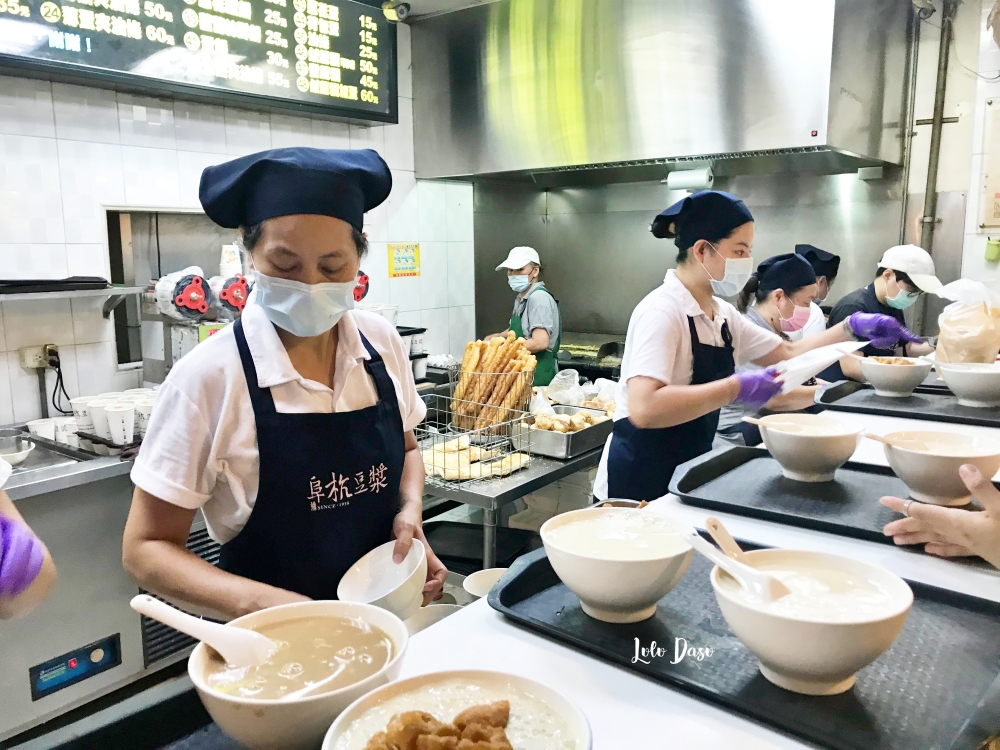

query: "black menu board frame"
xmin=0 ymin=0 xmax=397 ymax=123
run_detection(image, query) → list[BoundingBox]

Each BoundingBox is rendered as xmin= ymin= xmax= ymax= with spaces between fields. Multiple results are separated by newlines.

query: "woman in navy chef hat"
xmin=794 ymin=243 xmax=842 ymax=338
xmin=592 ymin=190 xmax=923 ymax=503
xmin=122 ymin=148 xmax=448 ymax=617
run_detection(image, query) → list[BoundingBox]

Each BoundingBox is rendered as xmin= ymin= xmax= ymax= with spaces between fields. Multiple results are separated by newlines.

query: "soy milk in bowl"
xmin=711 ymin=549 xmax=912 ymax=696
xmin=540 ymin=508 xmax=693 ymax=623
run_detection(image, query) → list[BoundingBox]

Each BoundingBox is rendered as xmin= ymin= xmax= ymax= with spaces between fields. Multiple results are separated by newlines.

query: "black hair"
xmin=240 ymin=221 xmax=369 ymax=257
xmin=737 ymin=273 xmax=813 ymax=314
xmin=877 ymin=267 xmax=915 ymax=289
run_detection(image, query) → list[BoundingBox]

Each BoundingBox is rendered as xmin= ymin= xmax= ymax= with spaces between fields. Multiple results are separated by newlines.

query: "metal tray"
xmin=511 ymin=405 xmax=612 ymax=459
xmin=819 ymin=380 xmax=1000 ymax=428
xmin=489 ymin=546 xmax=1000 ymax=750
xmin=669 ymin=445 xmax=917 ymax=545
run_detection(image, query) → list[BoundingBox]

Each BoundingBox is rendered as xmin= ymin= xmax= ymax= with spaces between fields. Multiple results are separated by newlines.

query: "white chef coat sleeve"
xmin=623 ymin=308 xmax=682 ymax=385
xmin=130 ymin=381 xmax=218 ymax=510
xmin=728 ymin=308 xmax=783 ymax=366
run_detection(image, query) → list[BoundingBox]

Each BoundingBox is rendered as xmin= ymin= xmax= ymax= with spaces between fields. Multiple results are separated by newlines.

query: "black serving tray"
xmin=489 ymin=547 xmax=1000 ymax=750
xmin=669 ymin=446 xmax=912 ymax=545
xmin=819 ymin=381 xmax=1000 ymax=428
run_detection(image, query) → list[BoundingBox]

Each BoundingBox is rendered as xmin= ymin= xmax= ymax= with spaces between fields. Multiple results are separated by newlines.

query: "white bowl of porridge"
xmin=711 ymin=549 xmax=912 ymax=696
xmin=188 ymin=600 xmax=408 ymax=750
xmin=322 ymin=670 xmax=591 ymax=750
xmin=881 ymin=430 xmax=1000 ymax=505
xmin=540 ymin=507 xmax=693 ymax=624
xmin=757 ymin=413 xmax=864 ymax=482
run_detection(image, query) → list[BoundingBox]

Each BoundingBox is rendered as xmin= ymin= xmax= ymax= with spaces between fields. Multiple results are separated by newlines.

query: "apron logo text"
xmin=308 ymin=463 xmax=389 ymax=511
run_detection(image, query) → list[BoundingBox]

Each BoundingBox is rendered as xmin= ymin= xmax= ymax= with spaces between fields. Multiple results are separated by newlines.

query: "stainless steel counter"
xmin=2 ymin=427 xmax=133 ymax=501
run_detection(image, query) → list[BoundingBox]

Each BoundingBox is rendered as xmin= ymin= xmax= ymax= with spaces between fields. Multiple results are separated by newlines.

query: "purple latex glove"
xmin=734 ymin=368 xmax=783 ymax=410
xmin=848 ymin=312 xmax=924 ymax=350
xmin=0 ymin=516 xmax=44 ymax=598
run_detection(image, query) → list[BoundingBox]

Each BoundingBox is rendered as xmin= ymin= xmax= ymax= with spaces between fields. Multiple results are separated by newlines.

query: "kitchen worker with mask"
xmin=487 ymin=246 xmax=561 ymax=386
xmin=793 ymin=243 xmax=841 ymax=339
xmin=820 ymin=244 xmax=940 ymax=383
xmin=592 ymin=190 xmax=923 ymax=502
xmin=122 ymin=148 xmax=448 ymax=619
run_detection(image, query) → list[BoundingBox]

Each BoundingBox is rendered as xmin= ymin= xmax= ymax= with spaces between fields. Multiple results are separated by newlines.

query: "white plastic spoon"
xmin=704 ymin=517 xmax=748 ymax=563
xmin=130 ymin=594 xmax=278 ymax=667
xmin=680 ymin=528 xmax=791 ymax=602
xmin=742 ymin=416 xmax=804 ymax=433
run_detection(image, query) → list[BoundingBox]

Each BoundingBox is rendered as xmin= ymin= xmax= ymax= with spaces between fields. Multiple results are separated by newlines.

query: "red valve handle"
xmin=175 ymin=277 xmax=208 ymax=314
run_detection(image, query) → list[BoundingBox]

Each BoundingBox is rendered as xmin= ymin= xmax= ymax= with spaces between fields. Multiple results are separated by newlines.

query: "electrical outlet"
xmin=18 ymin=345 xmax=56 ymax=370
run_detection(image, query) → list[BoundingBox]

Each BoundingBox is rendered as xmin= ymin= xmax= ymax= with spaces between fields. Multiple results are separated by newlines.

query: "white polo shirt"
xmin=131 ymin=304 xmax=426 ymax=544
xmin=592 ymin=270 xmax=782 ymax=500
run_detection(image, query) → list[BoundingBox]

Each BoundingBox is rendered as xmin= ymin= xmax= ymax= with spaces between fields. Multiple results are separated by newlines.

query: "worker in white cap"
xmin=820 ymin=244 xmax=940 ymax=381
xmin=488 ymin=246 xmax=561 ymax=386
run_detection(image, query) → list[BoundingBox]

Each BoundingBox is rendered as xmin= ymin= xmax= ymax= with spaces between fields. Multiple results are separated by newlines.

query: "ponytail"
xmin=737 ymin=273 xmax=763 ymax=313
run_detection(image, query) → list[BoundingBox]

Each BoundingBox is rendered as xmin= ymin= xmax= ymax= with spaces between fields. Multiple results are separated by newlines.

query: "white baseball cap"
xmin=877 ymin=244 xmax=943 ymax=293
xmin=495 ymin=246 xmax=540 ymax=271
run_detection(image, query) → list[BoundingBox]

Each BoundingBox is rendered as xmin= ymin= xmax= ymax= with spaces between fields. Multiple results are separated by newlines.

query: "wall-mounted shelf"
xmin=0 ymin=286 xmax=147 ymax=318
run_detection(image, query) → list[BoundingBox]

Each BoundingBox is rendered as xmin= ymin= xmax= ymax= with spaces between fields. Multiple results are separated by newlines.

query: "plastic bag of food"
xmin=934 ymin=280 xmax=1000 ymax=363
xmin=546 ymin=369 xmax=585 ymax=406
xmin=594 ymin=378 xmax=618 ymax=406
xmin=581 ymin=381 xmax=599 ymax=401
xmin=936 ymin=302 xmax=1000 ymax=363
xmin=529 ymin=390 xmax=556 ymax=415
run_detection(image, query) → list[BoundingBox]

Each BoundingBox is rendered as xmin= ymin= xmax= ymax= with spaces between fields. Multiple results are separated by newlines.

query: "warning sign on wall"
xmin=388 ymin=243 xmax=421 ymax=278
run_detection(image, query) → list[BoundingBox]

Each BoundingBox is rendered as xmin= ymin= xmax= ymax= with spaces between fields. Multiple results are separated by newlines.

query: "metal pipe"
xmin=898 ymin=5 xmax=921 ymax=244
xmin=913 ymin=0 xmax=957 ymax=334
xmin=37 ymin=369 xmax=49 ymax=419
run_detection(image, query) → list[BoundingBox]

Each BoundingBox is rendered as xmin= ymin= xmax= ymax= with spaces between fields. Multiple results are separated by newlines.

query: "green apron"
xmin=510 ymin=283 xmax=560 ymax=387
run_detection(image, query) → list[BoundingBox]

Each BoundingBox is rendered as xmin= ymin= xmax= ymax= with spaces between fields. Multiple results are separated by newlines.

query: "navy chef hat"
xmin=795 ymin=243 xmax=841 ymax=280
xmin=650 ymin=190 xmax=754 ymax=249
xmin=199 ymin=147 xmax=392 ymax=231
xmin=756 ymin=253 xmax=817 ymax=294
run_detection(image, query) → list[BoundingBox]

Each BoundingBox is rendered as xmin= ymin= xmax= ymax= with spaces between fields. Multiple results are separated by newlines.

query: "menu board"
xmin=0 ymin=0 xmax=395 ymax=120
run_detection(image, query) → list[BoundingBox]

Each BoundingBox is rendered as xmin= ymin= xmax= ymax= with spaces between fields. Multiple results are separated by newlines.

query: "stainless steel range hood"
xmin=411 ymin=0 xmax=910 ymax=186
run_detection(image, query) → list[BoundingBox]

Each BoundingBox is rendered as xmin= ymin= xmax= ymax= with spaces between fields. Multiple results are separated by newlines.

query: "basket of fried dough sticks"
xmin=451 ymin=332 xmax=535 ymax=433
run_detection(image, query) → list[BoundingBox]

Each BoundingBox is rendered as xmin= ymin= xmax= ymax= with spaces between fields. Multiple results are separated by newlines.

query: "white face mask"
xmin=702 ymin=243 xmax=753 ymax=297
xmin=252 ymin=270 xmax=356 ymax=337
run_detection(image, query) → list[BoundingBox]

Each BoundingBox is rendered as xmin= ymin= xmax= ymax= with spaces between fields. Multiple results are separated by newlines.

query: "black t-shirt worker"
xmin=821 ymin=244 xmax=940 ymax=381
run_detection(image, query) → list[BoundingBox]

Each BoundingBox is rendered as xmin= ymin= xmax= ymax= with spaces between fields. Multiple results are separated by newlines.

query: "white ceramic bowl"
xmin=337 ymin=539 xmax=426 ymax=621
xmin=540 ymin=507 xmax=693 ymax=624
xmin=462 ymin=567 xmax=507 ymax=598
xmin=25 ymin=418 xmax=56 ymax=440
xmin=758 ymin=413 xmax=864 ymax=482
xmin=859 ymin=357 xmax=933 ymax=397
xmin=403 ymin=603 xmax=463 ymax=636
xmin=881 ymin=430 xmax=1000 ymax=505
xmin=322 ymin=670 xmax=592 ymax=750
xmin=711 ymin=549 xmax=912 ymax=696
xmin=937 ymin=362 xmax=1000 ymax=407
xmin=189 ymin=600 xmax=408 ymax=750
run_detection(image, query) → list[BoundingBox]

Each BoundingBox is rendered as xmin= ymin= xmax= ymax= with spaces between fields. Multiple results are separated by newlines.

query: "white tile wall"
xmin=0 ymin=30 xmax=476 ymax=416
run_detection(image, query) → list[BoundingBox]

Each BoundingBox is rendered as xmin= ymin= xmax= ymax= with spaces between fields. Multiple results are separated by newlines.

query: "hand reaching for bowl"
xmin=392 ymin=505 xmax=449 ymax=605
xmin=733 ymin=368 xmax=783 ymax=410
xmin=880 ymin=465 xmax=1000 ymax=569
xmin=848 ymin=313 xmax=923 ymax=350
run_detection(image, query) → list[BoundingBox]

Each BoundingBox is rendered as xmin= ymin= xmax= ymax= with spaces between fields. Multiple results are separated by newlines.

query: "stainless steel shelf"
xmin=0 ymin=285 xmax=146 ymax=302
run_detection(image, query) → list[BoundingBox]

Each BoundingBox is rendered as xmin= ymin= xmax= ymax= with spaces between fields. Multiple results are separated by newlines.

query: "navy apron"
xmin=607 ymin=316 xmax=736 ymax=501
xmin=218 ymin=318 xmax=405 ymax=600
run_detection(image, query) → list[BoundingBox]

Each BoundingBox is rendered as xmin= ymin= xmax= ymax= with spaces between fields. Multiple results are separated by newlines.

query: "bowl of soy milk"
xmin=540 ymin=507 xmax=693 ymax=623
xmin=757 ymin=413 xmax=864 ymax=482
xmin=711 ymin=549 xmax=912 ymax=696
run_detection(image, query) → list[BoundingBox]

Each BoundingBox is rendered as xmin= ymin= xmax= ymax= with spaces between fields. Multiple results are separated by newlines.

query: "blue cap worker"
xmin=123 ymin=148 xmax=448 ymax=618
xmin=821 ymin=244 xmax=939 ymax=382
xmin=592 ymin=190 xmax=923 ymax=502
xmin=794 ymin=243 xmax=842 ymax=338
xmin=488 ymin=246 xmax=562 ymax=386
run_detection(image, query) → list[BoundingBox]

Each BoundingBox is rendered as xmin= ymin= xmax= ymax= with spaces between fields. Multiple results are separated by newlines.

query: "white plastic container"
xmin=398 ymin=334 xmax=413 ymax=353
xmin=135 ymin=398 xmax=156 ymax=438
xmin=69 ymin=396 xmax=96 ymax=433
xmin=26 ymin=418 xmax=56 ymax=440
xmin=410 ymin=330 xmax=426 ymax=355
xmin=53 ymin=417 xmax=78 ymax=446
xmin=105 ymin=403 xmax=135 ymax=445
xmin=412 ymin=358 xmax=427 ymax=380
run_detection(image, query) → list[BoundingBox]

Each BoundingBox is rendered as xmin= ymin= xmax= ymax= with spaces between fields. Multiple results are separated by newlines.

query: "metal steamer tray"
xmin=669 ymin=446 xmax=919 ymax=545
xmin=819 ymin=381 xmax=1000 ymax=428
xmin=511 ymin=405 xmax=612 ymax=459
xmin=489 ymin=547 xmax=1000 ymax=750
